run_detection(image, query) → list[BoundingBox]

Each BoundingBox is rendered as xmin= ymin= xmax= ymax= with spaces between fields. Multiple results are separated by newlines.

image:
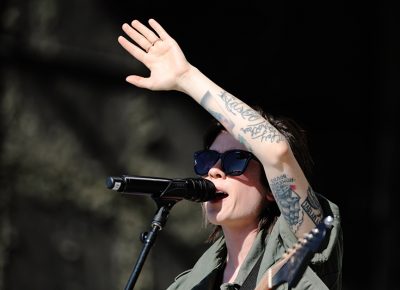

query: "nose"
xmin=207 ymin=160 xmax=227 ymax=179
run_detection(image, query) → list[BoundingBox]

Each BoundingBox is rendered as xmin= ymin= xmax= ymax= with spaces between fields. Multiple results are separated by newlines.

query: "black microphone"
xmin=106 ymin=175 xmax=223 ymax=202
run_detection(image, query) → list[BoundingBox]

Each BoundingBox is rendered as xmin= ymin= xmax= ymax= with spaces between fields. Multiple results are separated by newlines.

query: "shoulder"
xmin=259 ymin=193 xmax=343 ymax=289
xmin=275 ymin=192 xmax=343 ymax=265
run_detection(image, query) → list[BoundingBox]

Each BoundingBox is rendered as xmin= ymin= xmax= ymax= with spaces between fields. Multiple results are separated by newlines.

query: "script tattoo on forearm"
xmin=218 ymin=91 xmax=261 ymax=121
xmin=241 ymin=121 xmax=285 ymax=143
xmin=270 ymin=174 xmax=303 ymax=233
xmin=216 ymin=91 xmax=285 ymax=143
xmin=200 ymin=91 xmax=234 ymax=130
xmin=301 ymin=187 xmax=323 ymax=225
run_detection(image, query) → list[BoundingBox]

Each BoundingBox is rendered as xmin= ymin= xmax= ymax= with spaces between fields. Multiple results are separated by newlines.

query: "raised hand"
xmin=118 ymin=19 xmax=191 ymax=91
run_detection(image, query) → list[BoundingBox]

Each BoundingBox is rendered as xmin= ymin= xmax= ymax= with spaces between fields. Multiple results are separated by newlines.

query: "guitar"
xmin=254 ymin=215 xmax=334 ymax=290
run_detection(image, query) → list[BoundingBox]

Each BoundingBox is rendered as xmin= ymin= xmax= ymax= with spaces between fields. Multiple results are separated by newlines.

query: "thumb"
xmin=126 ymin=75 xmax=150 ymax=88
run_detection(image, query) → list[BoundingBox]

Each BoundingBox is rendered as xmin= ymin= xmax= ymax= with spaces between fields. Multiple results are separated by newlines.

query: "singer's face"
xmin=203 ymin=131 xmax=269 ymax=229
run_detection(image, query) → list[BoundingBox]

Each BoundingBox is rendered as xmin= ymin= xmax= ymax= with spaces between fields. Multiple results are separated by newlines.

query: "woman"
xmin=117 ymin=19 xmax=342 ymax=290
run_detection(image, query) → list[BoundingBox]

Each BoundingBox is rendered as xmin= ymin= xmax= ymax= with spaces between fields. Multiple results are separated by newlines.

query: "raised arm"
xmin=118 ymin=19 xmax=323 ymax=238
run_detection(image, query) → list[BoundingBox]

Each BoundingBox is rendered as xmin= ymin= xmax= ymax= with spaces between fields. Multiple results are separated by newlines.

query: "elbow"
xmin=274 ymin=140 xmax=291 ymax=164
xmin=261 ymin=140 xmax=291 ymax=166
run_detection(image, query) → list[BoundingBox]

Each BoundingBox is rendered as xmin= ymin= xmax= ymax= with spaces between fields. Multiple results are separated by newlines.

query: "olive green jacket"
xmin=166 ymin=194 xmax=343 ymax=290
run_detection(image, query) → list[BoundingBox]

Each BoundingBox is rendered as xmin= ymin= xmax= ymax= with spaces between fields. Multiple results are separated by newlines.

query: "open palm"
xmin=118 ymin=19 xmax=191 ymax=91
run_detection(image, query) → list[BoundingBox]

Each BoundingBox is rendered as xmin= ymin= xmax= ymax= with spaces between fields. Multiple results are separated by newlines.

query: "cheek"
xmin=231 ymin=178 xmax=266 ymax=210
xmin=238 ymin=188 xmax=266 ymax=209
xmin=234 ymin=163 xmax=268 ymax=209
xmin=237 ymin=162 xmax=267 ymax=193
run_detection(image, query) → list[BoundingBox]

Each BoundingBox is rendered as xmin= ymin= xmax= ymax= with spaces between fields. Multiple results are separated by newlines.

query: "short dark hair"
xmin=202 ymin=105 xmax=313 ymax=242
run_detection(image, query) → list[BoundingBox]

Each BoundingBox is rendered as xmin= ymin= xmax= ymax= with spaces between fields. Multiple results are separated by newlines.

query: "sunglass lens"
xmin=223 ymin=151 xmax=251 ymax=175
xmin=194 ymin=150 xmax=220 ymax=175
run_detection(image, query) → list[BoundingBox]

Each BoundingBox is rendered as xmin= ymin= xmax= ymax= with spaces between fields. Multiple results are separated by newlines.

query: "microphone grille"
xmin=186 ymin=178 xmax=216 ymax=202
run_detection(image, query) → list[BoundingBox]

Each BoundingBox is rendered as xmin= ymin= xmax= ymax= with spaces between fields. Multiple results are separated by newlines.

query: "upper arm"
xmin=262 ymin=146 xmax=323 ymax=238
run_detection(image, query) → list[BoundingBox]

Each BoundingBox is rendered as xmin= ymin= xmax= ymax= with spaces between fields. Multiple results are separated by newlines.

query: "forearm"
xmin=177 ymin=65 xmax=288 ymax=165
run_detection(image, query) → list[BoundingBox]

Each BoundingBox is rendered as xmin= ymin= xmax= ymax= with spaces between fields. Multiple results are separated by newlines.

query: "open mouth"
xmin=211 ymin=191 xmax=229 ymax=202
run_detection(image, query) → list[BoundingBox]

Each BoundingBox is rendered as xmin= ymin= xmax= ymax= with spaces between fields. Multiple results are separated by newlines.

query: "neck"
xmin=221 ymin=224 xmax=259 ymax=283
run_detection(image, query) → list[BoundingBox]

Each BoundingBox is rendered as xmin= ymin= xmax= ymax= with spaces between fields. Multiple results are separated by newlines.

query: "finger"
xmin=131 ymin=19 xmax=160 ymax=44
xmin=148 ymin=18 xmax=171 ymax=40
xmin=126 ymin=75 xmax=151 ymax=89
xmin=117 ymin=35 xmax=146 ymax=61
xmin=122 ymin=23 xmax=153 ymax=53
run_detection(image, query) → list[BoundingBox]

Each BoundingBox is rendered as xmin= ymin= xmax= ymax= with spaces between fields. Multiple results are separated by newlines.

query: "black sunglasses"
xmin=194 ymin=149 xmax=258 ymax=176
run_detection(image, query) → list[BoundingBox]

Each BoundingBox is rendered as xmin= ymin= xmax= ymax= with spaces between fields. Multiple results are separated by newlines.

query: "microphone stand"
xmin=124 ymin=197 xmax=179 ymax=290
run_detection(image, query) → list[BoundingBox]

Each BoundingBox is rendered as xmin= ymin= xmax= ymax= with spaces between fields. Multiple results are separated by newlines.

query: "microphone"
xmin=106 ymin=175 xmax=222 ymax=202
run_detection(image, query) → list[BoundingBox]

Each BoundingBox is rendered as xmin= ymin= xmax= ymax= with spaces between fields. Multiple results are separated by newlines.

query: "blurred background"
xmin=0 ymin=0 xmax=398 ymax=289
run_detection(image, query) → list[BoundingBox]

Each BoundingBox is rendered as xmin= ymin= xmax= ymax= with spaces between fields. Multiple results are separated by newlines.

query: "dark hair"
xmin=202 ymin=105 xmax=314 ymax=242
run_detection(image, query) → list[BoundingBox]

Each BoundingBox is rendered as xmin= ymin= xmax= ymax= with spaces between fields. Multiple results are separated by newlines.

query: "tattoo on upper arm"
xmin=301 ymin=187 xmax=323 ymax=225
xmin=270 ymin=174 xmax=303 ymax=233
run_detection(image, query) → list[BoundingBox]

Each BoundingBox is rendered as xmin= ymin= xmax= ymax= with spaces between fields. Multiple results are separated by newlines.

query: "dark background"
xmin=1 ymin=0 xmax=398 ymax=289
